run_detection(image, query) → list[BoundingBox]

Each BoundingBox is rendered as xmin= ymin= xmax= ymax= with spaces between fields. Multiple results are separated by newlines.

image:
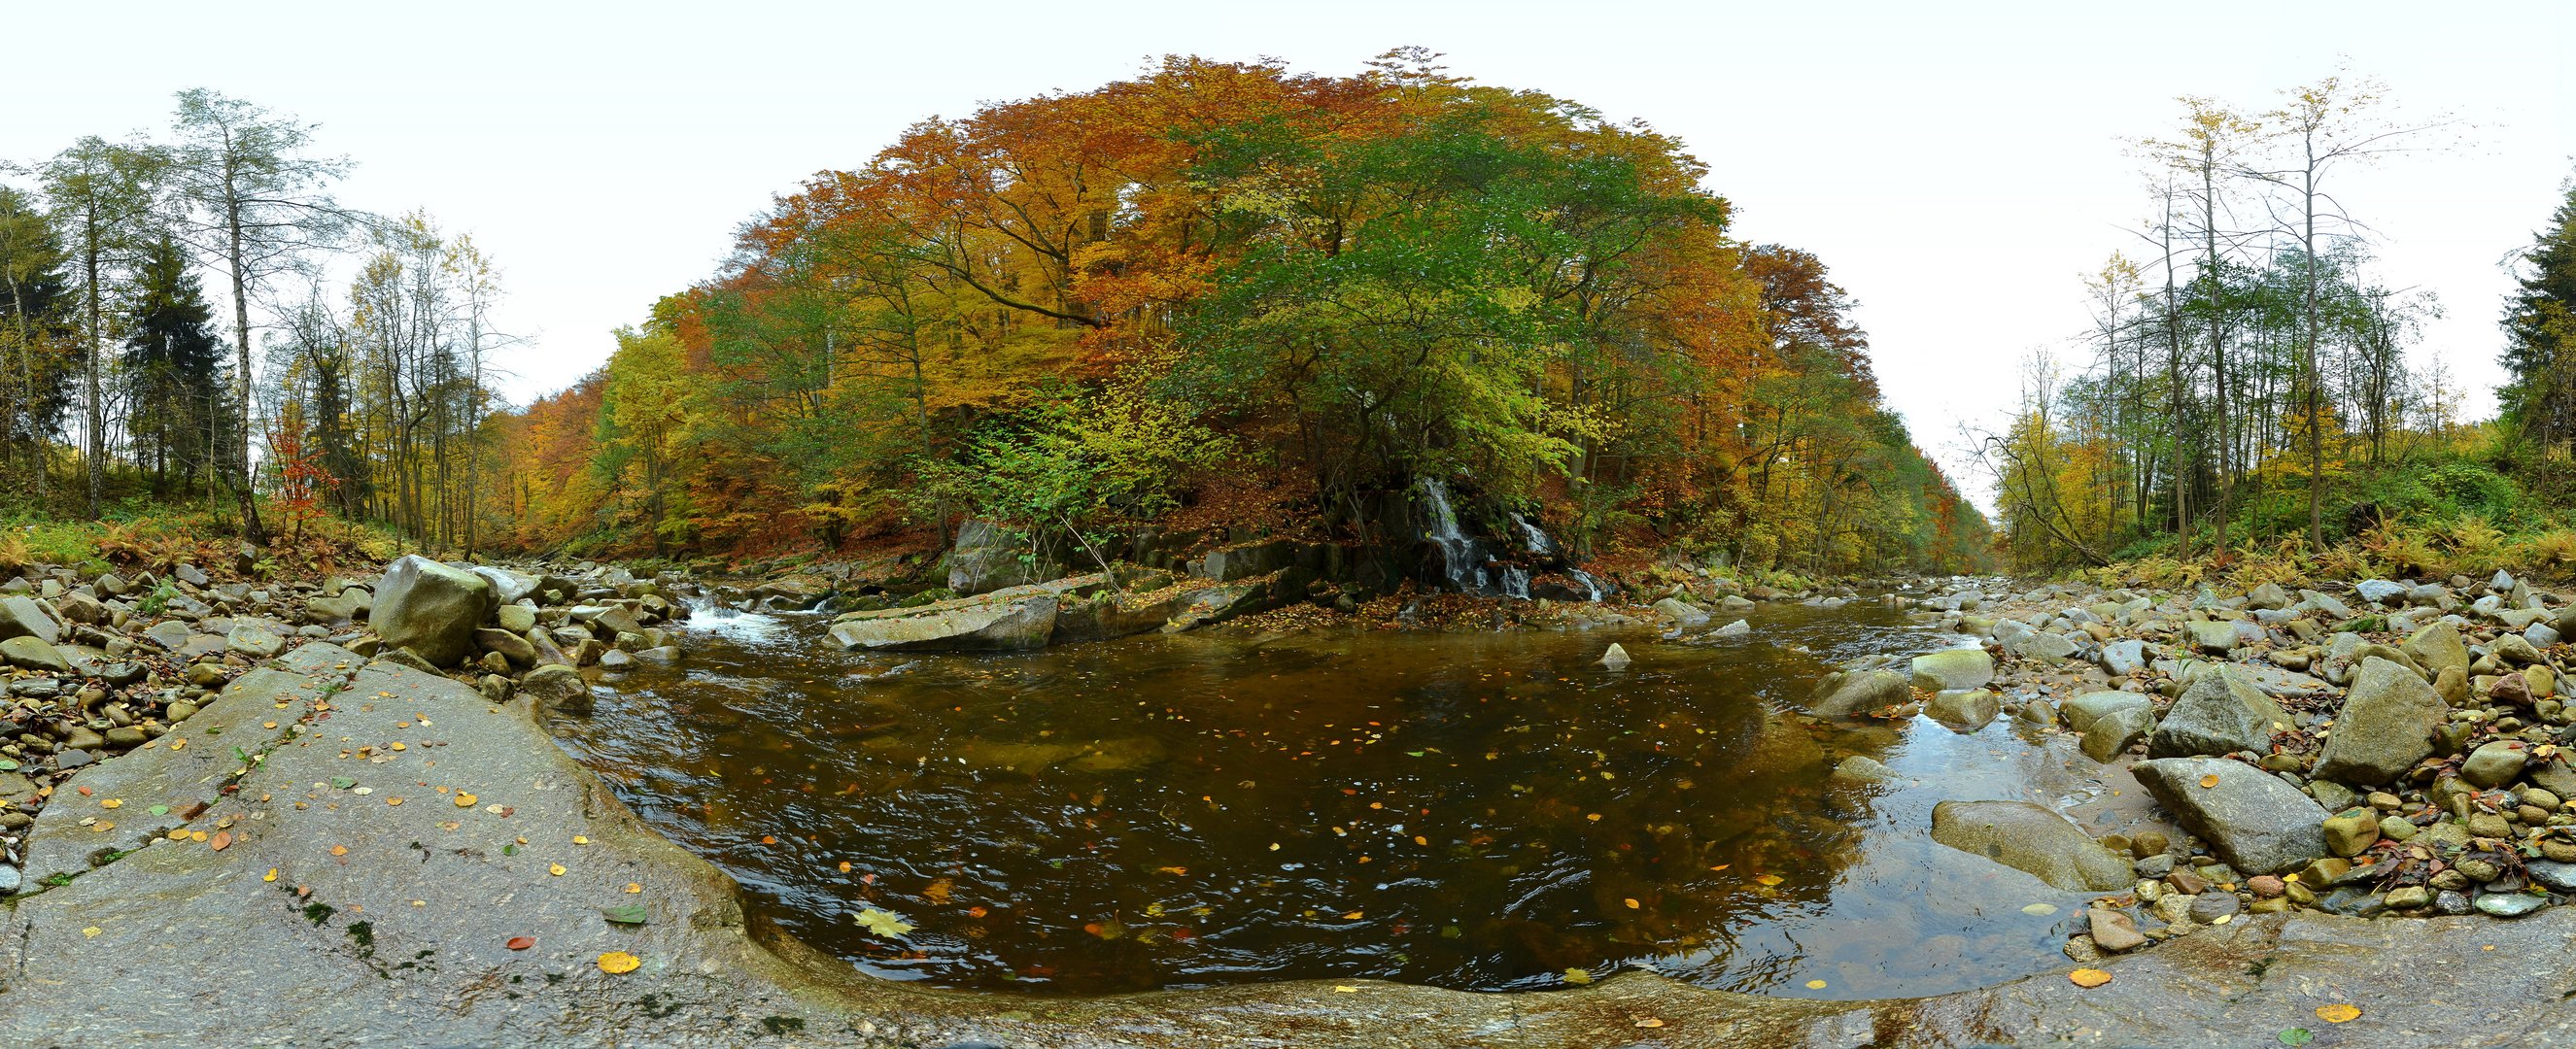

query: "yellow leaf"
xmin=1332 ymin=985 xmax=1357 ymax=993
xmin=455 ymin=793 xmax=478 ymax=808
xmin=99 ymin=798 xmax=120 ymax=809
xmin=329 ymin=844 xmax=348 ymax=856
xmin=2070 ymin=968 xmax=2112 ymax=988
xmin=1804 ymin=979 xmax=1827 ymax=989
xmin=626 ymin=883 xmax=643 ymax=894
xmin=2198 ymin=774 xmax=2219 ymax=789
xmin=572 ymin=835 xmax=590 ymax=845
xmin=263 ymin=868 xmax=279 ymax=883
xmin=82 ymin=926 xmax=102 ymax=938
xmin=598 ymin=951 xmax=641 ymax=974
xmin=549 ymin=863 xmax=567 ymax=876
xmin=1563 ymin=968 xmax=1593 ymax=985
xmin=1623 ymin=897 xmax=1640 ymax=909
xmin=2317 ymin=1003 xmax=2360 ymax=1024
xmin=1755 ymin=873 xmax=1784 ymax=887
xmin=1634 ymin=1018 xmax=1666 ymax=1029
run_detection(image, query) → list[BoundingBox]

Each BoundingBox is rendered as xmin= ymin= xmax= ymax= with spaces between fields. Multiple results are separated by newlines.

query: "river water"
xmin=549 ymin=598 xmax=2112 ymax=998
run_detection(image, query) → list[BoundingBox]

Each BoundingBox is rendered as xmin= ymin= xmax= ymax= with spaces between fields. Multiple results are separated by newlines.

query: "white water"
xmin=680 ymin=597 xmax=791 ymax=646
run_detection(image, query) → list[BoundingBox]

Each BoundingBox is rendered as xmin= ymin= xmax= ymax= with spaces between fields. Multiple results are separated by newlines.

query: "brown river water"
xmin=548 ymin=597 xmax=2108 ymax=998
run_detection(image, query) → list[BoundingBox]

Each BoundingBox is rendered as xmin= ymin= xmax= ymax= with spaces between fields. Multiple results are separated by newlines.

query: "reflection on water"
xmin=549 ymin=600 xmax=2108 ymax=998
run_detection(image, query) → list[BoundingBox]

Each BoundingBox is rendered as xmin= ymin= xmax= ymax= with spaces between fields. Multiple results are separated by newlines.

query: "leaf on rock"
xmin=2316 ymin=1004 xmax=2360 ymax=1024
xmin=602 ymin=905 xmax=649 ymax=925
xmin=210 ymin=830 xmax=231 ymax=851
xmin=2278 ymin=1029 xmax=2316 ymax=1047
xmin=2198 ymin=774 xmax=2219 ymax=789
xmin=2069 ymin=968 xmax=2112 ymax=988
xmin=506 ymin=935 xmax=535 ymax=950
xmin=597 ymin=951 xmax=640 ymax=974
xmin=852 ymin=907 xmax=913 ymax=938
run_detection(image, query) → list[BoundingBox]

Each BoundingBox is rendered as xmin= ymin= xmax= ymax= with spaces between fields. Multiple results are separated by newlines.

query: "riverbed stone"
xmin=2081 ymin=704 xmax=2155 ymax=762
xmin=1910 ymin=648 xmax=1995 ymax=692
xmin=225 ymin=622 xmax=287 ymax=660
xmin=2322 ymin=809 xmax=2381 ymax=857
xmin=2462 ymin=740 xmax=2531 ymax=789
xmin=1929 ymin=799 xmax=2133 ymax=892
xmin=519 ymin=663 xmax=593 ymax=716
xmin=1653 ymin=597 xmax=1711 ymax=626
xmin=368 ymin=555 xmax=496 ymax=667
xmin=2132 ymin=757 xmax=2330 ymax=874
xmin=2402 ymin=622 xmax=2471 ymax=683
xmin=1926 ymin=689 xmax=2001 ymax=732
xmin=2086 ymin=907 xmax=2147 ymax=952
xmin=829 ymin=594 xmax=1059 ymax=652
xmin=2313 ymin=657 xmax=2443 ymax=786
xmin=2185 ymin=620 xmax=2239 ymax=655
xmin=1807 ymin=670 xmax=1907 ymax=716
xmin=2148 ymin=667 xmax=2286 ymax=759
xmin=1831 ymin=755 xmax=1899 ymax=783
xmin=1 ymin=634 xmax=70 ymax=672
xmin=2100 ymin=638 xmax=2147 ymax=677
xmin=2064 ymin=690 xmax=2152 ymax=733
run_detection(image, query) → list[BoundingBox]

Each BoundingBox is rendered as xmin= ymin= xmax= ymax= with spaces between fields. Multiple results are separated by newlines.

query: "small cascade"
xmin=682 ymin=596 xmax=789 ymax=645
xmin=1562 ymin=568 xmax=1608 ymax=601
xmin=1416 ymin=478 xmax=1497 ymax=593
xmin=1511 ymin=513 xmax=1555 ymax=557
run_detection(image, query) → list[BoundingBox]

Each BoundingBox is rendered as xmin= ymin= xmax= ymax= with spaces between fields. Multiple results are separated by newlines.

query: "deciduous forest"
xmin=3 ymin=53 xmax=1987 ymax=583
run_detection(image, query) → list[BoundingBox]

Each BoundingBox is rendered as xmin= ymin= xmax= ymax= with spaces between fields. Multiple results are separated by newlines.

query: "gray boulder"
xmin=2185 ymin=620 xmax=2240 ymax=655
xmin=2100 ymin=639 xmax=2148 ymax=677
xmin=2401 ymin=622 xmax=2470 ymax=682
xmin=2148 ymin=667 xmax=2286 ymax=759
xmin=2014 ymin=631 xmax=2079 ymax=662
xmin=1653 ymin=597 xmax=1711 ymax=626
xmin=518 ymin=663 xmax=593 ymax=717
xmin=945 ymin=520 xmax=1058 ymax=597
xmin=469 ymin=566 xmax=540 ymax=605
xmin=1807 ymin=670 xmax=1908 ymax=717
xmin=0 ymin=594 xmax=59 ymax=645
xmin=1926 ymin=689 xmax=2001 ymax=732
xmin=1929 ymin=800 xmax=2133 ymax=891
xmin=829 ymin=595 xmax=1058 ymax=652
xmin=2312 ymin=657 xmax=2443 ymax=786
xmin=2132 ymin=757 xmax=2329 ymax=874
xmin=1909 ymin=648 xmax=1995 ymax=692
xmin=2080 ymin=704 xmax=2155 ymax=762
xmin=368 ymin=555 xmax=497 ymax=667
xmin=1831 ymin=755 xmax=1899 ymax=783
xmin=2461 ymin=740 xmax=2531 ymax=790
xmin=2063 ymin=690 xmax=2151 ymax=733
xmin=2355 ymin=579 xmax=2406 ymax=604
xmin=225 ymin=623 xmax=287 ymax=660
xmin=0 ymin=635 xmax=70 ymax=673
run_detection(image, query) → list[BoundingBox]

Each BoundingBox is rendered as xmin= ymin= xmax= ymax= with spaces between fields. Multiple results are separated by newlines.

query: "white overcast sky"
xmin=8 ymin=2 xmax=2571 ymax=507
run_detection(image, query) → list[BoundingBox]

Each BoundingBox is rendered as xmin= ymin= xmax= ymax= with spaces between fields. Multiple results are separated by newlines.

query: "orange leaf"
xmin=2070 ymin=968 xmax=2112 ymax=988
xmin=506 ymin=935 xmax=535 ymax=950
xmin=2197 ymin=774 xmax=2219 ymax=789
xmin=2317 ymin=1003 xmax=2360 ymax=1024
xmin=210 ymin=830 xmax=232 ymax=852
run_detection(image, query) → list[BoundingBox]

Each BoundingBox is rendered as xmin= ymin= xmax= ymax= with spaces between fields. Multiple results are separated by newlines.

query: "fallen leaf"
xmin=1563 ymin=968 xmax=1593 ymax=985
xmin=549 ymin=863 xmax=567 ymax=876
xmin=2316 ymin=1003 xmax=2360 ymax=1024
xmin=329 ymin=844 xmax=348 ymax=856
xmin=82 ymin=926 xmax=101 ymax=938
xmin=210 ymin=830 xmax=231 ymax=852
xmin=99 ymin=798 xmax=121 ymax=809
xmin=2070 ymin=968 xmax=2112 ymax=988
xmin=924 ymin=878 xmax=953 ymax=904
xmin=1624 ymin=897 xmax=1641 ymax=909
xmin=625 ymin=883 xmax=643 ymax=894
xmin=852 ymin=907 xmax=914 ymax=938
xmin=506 ymin=935 xmax=535 ymax=950
xmin=263 ymin=868 xmax=279 ymax=882
xmin=1333 ymin=985 xmax=1357 ymax=993
xmin=572 ymin=835 xmax=590 ymax=845
xmin=2198 ymin=774 xmax=2220 ymax=789
xmin=1755 ymin=873 xmax=1784 ymax=887
xmin=602 ymin=905 xmax=649 ymax=925
xmin=597 ymin=951 xmax=640 ymax=974
xmin=148 ymin=805 xmax=170 ymax=816
xmin=454 ymin=793 xmax=478 ymax=808
xmin=2279 ymin=1029 xmax=2316 ymax=1047
xmin=1634 ymin=1018 xmax=1666 ymax=1029
xmin=1804 ymin=979 xmax=1828 ymax=989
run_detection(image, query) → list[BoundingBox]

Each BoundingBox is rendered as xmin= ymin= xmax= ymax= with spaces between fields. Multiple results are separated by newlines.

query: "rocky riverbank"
xmin=11 ymin=548 xmax=2576 ymax=1046
xmin=1797 ymin=571 xmax=2576 ymax=971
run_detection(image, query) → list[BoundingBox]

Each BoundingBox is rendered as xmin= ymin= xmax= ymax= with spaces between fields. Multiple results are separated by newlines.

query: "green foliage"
xmin=917 ymin=386 xmax=1230 ymax=535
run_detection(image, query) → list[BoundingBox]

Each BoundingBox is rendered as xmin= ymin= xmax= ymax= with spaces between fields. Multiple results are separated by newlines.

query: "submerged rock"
xmin=1926 ymin=689 xmax=2001 ymax=732
xmin=1929 ymin=799 xmax=2133 ymax=892
xmin=1807 ymin=670 xmax=1906 ymax=716
xmin=1910 ymin=648 xmax=1995 ymax=692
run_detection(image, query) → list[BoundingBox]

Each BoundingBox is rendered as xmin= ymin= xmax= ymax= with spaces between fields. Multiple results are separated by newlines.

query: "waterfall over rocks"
xmin=1411 ymin=478 xmax=1602 ymax=601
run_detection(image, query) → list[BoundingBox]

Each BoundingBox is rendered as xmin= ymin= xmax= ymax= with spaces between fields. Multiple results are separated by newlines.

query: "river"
xmin=548 ymin=595 xmax=2114 ymax=999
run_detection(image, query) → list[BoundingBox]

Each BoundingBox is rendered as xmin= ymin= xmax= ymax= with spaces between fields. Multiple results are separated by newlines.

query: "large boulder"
xmin=1653 ymin=598 xmax=1712 ymax=626
xmin=945 ymin=520 xmax=1059 ymax=597
xmin=519 ymin=663 xmax=594 ymax=716
xmin=1909 ymin=648 xmax=1995 ymax=692
xmin=1930 ymin=800 xmax=2133 ymax=892
xmin=2185 ymin=620 xmax=2240 ymax=654
xmin=368 ymin=556 xmax=496 ymax=667
xmin=469 ymin=566 xmax=540 ymax=605
xmin=1806 ymin=670 xmax=1908 ymax=717
xmin=2148 ymin=667 xmax=2286 ymax=759
xmin=1926 ymin=689 xmax=2001 ymax=732
xmin=2400 ymin=622 xmax=2470 ymax=683
xmin=2080 ymin=704 xmax=2155 ymax=762
xmin=2063 ymin=690 xmax=2152 ymax=733
xmin=0 ymin=594 xmax=60 ymax=645
xmin=2100 ymin=638 xmax=2148 ymax=677
xmin=1 ymin=635 xmax=71 ymax=672
xmin=829 ymin=594 xmax=1058 ymax=652
xmin=2312 ymin=657 xmax=2443 ymax=786
xmin=2132 ymin=757 xmax=2329 ymax=874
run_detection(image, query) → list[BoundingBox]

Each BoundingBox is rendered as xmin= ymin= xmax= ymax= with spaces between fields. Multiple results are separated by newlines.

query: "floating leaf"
xmin=2021 ymin=903 xmax=2058 ymax=916
xmin=923 ymin=878 xmax=953 ymax=904
xmin=2316 ymin=1003 xmax=2359 ymax=1024
xmin=852 ymin=907 xmax=913 ymax=938
xmin=1754 ymin=873 xmax=1784 ymax=887
xmin=1624 ymin=897 xmax=1641 ymax=909
xmin=2070 ymin=968 xmax=2112 ymax=988
xmin=1804 ymin=979 xmax=1828 ymax=989
xmin=597 ymin=951 xmax=640 ymax=974
xmin=602 ymin=905 xmax=649 ymax=925
xmin=506 ymin=935 xmax=535 ymax=951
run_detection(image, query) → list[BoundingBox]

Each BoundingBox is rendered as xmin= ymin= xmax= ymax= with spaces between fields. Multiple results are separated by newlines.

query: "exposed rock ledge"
xmin=4 ymin=643 xmax=2566 ymax=1048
